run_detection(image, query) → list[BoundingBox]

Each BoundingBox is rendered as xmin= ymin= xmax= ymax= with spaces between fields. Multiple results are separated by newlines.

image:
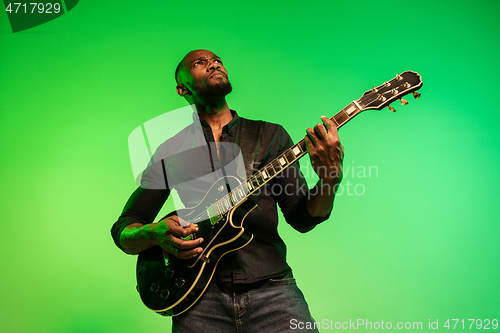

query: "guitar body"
xmin=136 ymin=176 xmax=259 ymax=316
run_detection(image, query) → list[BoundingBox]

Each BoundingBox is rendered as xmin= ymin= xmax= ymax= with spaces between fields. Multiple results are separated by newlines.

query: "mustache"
xmin=209 ymin=70 xmax=227 ymax=79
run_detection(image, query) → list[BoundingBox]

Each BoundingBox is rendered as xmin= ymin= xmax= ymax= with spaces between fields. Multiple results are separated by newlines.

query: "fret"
xmin=284 ymin=150 xmax=295 ymax=164
xmin=298 ymin=140 xmax=306 ymax=153
xmin=261 ymin=169 xmax=269 ymax=180
xmin=238 ymin=186 xmax=246 ymax=198
xmin=255 ymin=172 xmax=264 ymax=185
xmin=251 ymin=176 xmax=259 ymax=189
xmin=272 ymin=159 xmax=282 ymax=172
xmin=292 ymin=145 xmax=301 ymax=157
xmin=233 ymin=189 xmax=241 ymax=203
xmin=278 ymin=157 xmax=287 ymax=167
xmin=266 ymin=164 xmax=276 ymax=177
xmin=344 ymin=102 xmax=358 ymax=116
xmin=334 ymin=112 xmax=347 ymax=125
xmin=246 ymin=180 xmax=253 ymax=191
xmin=341 ymin=108 xmax=349 ymax=118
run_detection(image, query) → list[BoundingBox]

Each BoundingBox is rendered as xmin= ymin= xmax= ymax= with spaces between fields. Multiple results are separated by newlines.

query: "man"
xmin=111 ymin=49 xmax=344 ymax=332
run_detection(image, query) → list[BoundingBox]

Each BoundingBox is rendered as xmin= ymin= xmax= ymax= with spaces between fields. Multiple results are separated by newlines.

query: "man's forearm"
xmin=119 ymin=223 xmax=158 ymax=255
xmin=306 ymin=179 xmax=338 ymax=218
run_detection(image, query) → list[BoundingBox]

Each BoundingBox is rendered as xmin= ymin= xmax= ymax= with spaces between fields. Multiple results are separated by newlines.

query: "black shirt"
xmin=111 ymin=111 xmax=330 ymax=283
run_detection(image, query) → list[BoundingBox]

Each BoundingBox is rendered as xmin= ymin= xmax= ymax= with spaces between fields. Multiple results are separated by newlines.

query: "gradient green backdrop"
xmin=1 ymin=0 xmax=499 ymax=332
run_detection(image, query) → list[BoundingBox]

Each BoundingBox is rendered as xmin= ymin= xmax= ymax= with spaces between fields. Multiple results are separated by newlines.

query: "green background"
xmin=1 ymin=0 xmax=499 ymax=332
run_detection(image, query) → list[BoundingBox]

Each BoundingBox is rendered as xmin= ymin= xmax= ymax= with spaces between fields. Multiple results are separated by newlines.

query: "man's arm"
xmin=111 ymin=187 xmax=203 ymax=259
xmin=119 ymin=217 xmax=203 ymax=258
xmin=305 ymin=116 xmax=344 ymax=217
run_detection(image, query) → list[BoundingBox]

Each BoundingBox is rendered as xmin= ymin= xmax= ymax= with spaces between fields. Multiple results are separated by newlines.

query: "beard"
xmin=198 ymin=80 xmax=232 ymax=99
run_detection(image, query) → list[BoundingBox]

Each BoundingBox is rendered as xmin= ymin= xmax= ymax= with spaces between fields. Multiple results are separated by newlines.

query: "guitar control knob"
xmin=175 ymin=277 xmax=186 ymax=288
xmin=160 ymin=289 xmax=171 ymax=299
xmin=413 ymin=91 xmax=421 ymax=99
xmin=400 ymin=98 xmax=408 ymax=105
xmin=150 ymin=283 xmax=160 ymax=293
xmin=164 ymin=268 xmax=174 ymax=278
xmin=388 ymin=105 xmax=396 ymax=112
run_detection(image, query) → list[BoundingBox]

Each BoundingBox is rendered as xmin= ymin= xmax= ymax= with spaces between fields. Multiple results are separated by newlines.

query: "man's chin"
xmin=201 ymin=82 xmax=233 ymax=98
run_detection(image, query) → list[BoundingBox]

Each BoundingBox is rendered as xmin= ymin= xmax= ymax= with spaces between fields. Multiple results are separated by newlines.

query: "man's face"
xmin=178 ymin=50 xmax=232 ymax=99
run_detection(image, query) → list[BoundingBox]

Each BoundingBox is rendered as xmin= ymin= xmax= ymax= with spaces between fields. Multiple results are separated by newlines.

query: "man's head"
xmin=175 ymin=50 xmax=232 ymax=104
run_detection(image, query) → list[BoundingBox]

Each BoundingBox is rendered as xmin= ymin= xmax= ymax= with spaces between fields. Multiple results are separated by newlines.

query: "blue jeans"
xmin=172 ymin=272 xmax=319 ymax=332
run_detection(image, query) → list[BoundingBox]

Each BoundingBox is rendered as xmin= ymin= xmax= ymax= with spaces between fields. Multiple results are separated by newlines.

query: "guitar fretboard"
xmin=205 ymin=101 xmax=361 ymax=222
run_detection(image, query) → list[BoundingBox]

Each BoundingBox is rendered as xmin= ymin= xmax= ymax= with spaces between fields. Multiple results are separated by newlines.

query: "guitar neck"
xmin=205 ymin=101 xmax=362 ymax=221
xmin=202 ymin=70 xmax=423 ymax=225
xmin=244 ymin=100 xmax=362 ymax=192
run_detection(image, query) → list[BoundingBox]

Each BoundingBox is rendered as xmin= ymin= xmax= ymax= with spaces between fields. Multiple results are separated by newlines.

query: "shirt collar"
xmin=192 ymin=110 xmax=240 ymax=136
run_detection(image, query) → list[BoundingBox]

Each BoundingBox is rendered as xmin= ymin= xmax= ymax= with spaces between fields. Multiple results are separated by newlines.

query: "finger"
xmin=320 ymin=116 xmax=335 ymax=131
xmin=183 ymin=223 xmax=199 ymax=232
xmin=168 ymin=215 xmax=181 ymax=226
xmin=164 ymin=216 xmax=197 ymax=238
xmin=305 ymin=128 xmax=317 ymax=146
xmin=163 ymin=245 xmax=202 ymax=259
xmin=172 ymin=237 xmax=204 ymax=250
xmin=168 ymin=222 xmax=193 ymax=238
xmin=176 ymin=247 xmax=203 ymax=260
xmin=321 ymin=116 xmax=340 ymax=139
xmin=313 ymin=122 xmax=328 ymax=139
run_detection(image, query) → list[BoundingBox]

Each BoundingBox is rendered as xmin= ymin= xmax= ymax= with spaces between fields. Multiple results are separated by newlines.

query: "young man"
xmin=112 ymin=49 xmax=344 ymax=332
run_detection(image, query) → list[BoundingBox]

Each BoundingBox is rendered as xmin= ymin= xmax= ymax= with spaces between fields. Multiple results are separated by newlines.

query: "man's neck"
xmin=195 ymin=100 xmax=233 ymax=129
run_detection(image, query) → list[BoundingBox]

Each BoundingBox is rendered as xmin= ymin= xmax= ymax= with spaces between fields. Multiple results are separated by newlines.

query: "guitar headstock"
xmin=357 ymin=71 xmax=423 ymax=112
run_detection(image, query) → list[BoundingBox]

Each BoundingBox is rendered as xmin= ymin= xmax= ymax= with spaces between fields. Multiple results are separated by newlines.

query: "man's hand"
xmin=150 ymin=216 xmax=204 ymax=260
xmin=119 ymin=215 xmax=204 ymax=258
xmin=305 ymin=116 xmax=344 ymax=186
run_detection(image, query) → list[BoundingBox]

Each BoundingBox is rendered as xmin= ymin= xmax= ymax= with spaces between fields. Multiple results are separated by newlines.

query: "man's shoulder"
xmin=238 ymin=116 xmax=287 ymax=136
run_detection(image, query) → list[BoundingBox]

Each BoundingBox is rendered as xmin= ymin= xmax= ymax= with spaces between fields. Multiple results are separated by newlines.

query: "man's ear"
xmin=176 ymin=83 xmax=191 ymax=96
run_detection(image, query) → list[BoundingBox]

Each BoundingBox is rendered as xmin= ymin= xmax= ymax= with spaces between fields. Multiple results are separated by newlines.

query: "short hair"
xmin=175 ymin=60 xmax=183 ymax=84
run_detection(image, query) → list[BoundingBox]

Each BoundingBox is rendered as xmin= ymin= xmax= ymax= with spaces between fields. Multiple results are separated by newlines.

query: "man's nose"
xmin=208 ymin=61 xmax=220 ymax=71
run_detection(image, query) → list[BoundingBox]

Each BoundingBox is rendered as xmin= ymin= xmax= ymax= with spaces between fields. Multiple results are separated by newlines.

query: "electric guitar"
xmin=136 ymin=70 xmax=423 ymax=316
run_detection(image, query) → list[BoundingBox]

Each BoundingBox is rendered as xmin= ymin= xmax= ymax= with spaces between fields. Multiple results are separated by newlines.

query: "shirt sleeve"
xmin=268 ymin=125 xmax=332 ymax=232
xmin=110 ymin=187 xmax=170 ymax=252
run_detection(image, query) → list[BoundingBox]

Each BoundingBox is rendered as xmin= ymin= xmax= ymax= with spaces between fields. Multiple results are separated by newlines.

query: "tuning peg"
xmin=413 ymin=91 xmax=421 ymax=99
xmin=388 ymin=105 xmax=396 ymax=112
xmin=400 ymin=98 xmax=408 ymax=105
